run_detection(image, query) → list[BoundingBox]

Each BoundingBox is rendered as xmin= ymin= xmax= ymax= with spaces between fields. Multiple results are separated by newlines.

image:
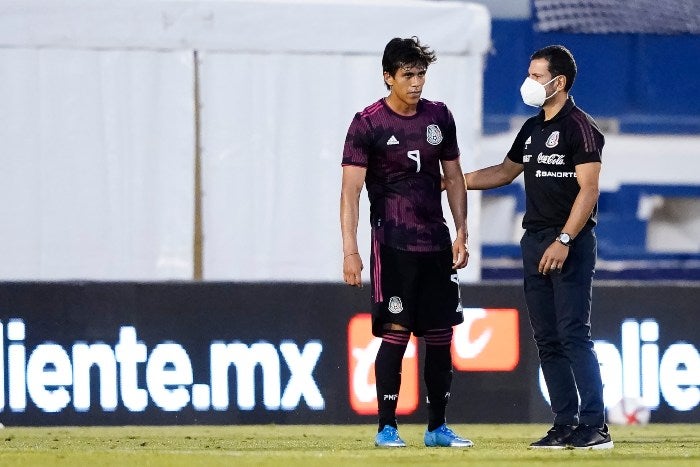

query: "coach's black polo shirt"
xmin=506 ymin=97 xmax=604 ymax=232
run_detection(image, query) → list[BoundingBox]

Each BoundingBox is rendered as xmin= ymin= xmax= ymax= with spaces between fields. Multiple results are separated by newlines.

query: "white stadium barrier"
xmin=0 ymin=0 xmax=490 ymax=281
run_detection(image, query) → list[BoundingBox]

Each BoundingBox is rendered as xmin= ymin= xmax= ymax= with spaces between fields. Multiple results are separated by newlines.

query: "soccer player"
xmin=464 ymin=45 xmax=613 ymax=449
xmin=340 ymin=37 xmax=471 ymax=448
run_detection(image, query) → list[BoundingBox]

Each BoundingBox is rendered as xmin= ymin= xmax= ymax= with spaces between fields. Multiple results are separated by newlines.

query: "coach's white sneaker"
xmin=567 ymin=424 xmax=614 ymax=450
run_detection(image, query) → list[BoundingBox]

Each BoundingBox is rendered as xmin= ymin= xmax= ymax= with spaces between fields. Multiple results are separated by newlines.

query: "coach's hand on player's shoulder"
xmin=343 ymin=253 xmax=364 ymax=287
xmin=452 ymin=239 xmax=469 ymax=269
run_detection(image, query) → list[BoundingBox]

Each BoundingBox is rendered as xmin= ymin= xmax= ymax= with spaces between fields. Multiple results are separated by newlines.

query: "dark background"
xmin=0 ymin=281 xmax=697 ymax=425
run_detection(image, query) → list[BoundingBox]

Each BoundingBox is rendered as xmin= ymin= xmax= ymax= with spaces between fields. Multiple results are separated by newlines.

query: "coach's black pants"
xmin=520 ymin=227 xmax=605 ymax=428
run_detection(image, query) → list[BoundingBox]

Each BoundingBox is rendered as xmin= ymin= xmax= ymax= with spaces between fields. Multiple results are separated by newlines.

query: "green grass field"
xmin=0 ymin=424 xmax=697 ymax=466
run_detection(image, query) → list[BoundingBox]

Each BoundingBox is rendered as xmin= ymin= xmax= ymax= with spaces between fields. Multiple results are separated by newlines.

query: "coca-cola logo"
xmin=537 ymin=152 xmax=566 ymax=165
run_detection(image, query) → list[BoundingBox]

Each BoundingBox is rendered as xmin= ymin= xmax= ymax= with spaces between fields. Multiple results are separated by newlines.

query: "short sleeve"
xmin=568 ymin=112 xmax=604 ymax=165
xmin=506 ymin=121 xmax=534 ymax=164
xmin=440 ymin=107 xmax=460 ymax=161
xmin=342 ymin=113 xmax=372 ymax=167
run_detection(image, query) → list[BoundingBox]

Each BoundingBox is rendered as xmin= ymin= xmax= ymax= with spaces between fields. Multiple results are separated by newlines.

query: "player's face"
xmin=385 ymin=65 xmax=426 ymax=107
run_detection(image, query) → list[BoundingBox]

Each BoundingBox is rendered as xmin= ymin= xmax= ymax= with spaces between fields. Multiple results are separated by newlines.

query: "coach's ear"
xmin=556 ymin=75 xmax=567 ymax=92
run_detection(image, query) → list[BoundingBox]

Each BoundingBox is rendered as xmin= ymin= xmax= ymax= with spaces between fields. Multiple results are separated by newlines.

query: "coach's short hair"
xmin=531 ymin=45 xmax=577 ymax=92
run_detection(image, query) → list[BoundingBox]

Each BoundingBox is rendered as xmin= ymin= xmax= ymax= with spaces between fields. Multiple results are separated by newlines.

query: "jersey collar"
xmin=537 ymin=96 xmax=576 ymax=125
xmin=381 ymin=97 xmax=424 ymax=119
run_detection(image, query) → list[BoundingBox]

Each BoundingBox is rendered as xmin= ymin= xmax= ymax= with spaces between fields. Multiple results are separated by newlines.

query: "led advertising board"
xmin=0 ymin=282 xmax=697 ymax=425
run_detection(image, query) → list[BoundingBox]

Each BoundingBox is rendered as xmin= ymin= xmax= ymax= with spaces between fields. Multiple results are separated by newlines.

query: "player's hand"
xmin=452 ymin=240 xmax=469 ymax=269
xmin=343 ymin=253 xmax=364 ymax=287
xmin=538 ymin=241 xmax=569 ymax=275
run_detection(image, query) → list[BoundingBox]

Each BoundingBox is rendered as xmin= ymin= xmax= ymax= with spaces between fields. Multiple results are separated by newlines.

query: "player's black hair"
xmin=531 ymin=45 xmax=577 ymax=92
xmin=382 ymin=36 xmax=437 ymax=90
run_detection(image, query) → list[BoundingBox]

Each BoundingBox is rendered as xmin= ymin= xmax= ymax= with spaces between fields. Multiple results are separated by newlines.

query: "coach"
xmin=464 ymin=45 xmax=612 ymax=450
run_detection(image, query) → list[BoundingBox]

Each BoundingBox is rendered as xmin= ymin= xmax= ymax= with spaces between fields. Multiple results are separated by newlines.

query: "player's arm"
xmin=538 ymin=161 xmax=601 ymax=274
xmin=340 ymin=165 xmax=366 ymax=287
xmin=464 ymin=156 xmax=523 ymax=190
xmin=442 ymin=158 xmax=469 ymax=269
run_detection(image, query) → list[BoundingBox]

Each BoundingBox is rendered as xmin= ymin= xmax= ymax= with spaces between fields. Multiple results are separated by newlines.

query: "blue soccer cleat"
xmin=424 ymin=423 xmax=474 ymax=447
xmin=374 ymin=425 xmax=406 ymax=448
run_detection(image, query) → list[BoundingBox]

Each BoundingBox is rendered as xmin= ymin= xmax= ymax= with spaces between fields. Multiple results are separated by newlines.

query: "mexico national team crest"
xmin=388 ymin=296 xmax=403 ymax=314
xmin=545 ymin=131 xmax=560 ymax=148
xmin=426 ymin=124 xmax=443 ymax=145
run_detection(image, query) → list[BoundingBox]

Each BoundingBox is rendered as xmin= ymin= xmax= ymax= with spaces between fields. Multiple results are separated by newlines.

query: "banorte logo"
xmin=347 ymin=308 xmax=519 ymax=415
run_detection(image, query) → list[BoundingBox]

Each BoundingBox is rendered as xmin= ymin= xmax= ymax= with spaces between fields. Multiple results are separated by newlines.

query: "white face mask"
xmin=520 ymin=76 xmax=560 ymax=107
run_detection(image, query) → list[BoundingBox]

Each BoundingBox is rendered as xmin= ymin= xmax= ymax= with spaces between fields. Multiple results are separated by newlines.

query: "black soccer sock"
xmin=375 ymin=330 xmax=410 ymax=431
xmin=424 ymin=328 xmax=454 ymax=431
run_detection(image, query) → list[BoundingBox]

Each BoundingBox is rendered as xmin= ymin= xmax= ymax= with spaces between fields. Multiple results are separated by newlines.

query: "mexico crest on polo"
xmin=545 ymin=131 xmax=560 ymax=148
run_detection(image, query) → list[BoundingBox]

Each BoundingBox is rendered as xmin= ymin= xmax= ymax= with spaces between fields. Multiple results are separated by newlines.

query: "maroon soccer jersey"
xmin=342 ymin=98 xmax=460 ymax=252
